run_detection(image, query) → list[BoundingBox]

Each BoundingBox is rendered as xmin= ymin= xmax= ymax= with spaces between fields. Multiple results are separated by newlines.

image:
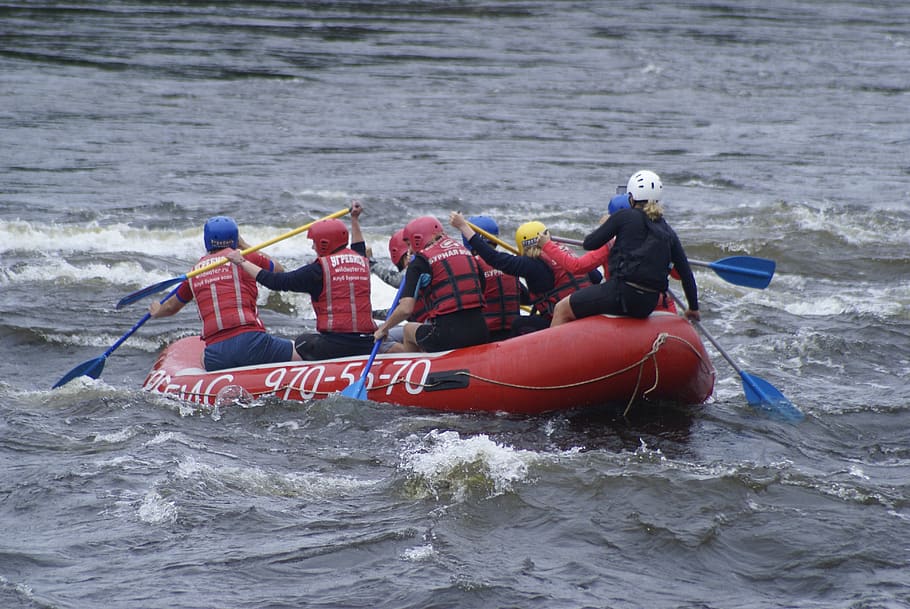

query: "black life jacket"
xmin=616 ymin=209 xmax=673 ymax=292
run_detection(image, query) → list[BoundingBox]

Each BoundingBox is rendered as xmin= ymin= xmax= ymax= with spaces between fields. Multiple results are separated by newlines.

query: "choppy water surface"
xmin=2 ymin=2 xmax=910 ymax=608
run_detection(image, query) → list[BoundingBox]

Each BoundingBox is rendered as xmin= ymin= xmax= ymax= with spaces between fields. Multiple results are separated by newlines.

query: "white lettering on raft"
xmin=143 ymin=358 xmax=437 ymax=402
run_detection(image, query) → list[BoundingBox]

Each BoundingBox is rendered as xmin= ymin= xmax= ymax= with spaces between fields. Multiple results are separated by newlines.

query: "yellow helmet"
xmin=515 ymin=221 xmax=547 ymax=255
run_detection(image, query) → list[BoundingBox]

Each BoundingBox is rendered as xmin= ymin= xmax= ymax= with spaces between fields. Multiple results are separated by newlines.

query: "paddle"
xmin=551 ymin=235 xmax=775 ymax=289
xmin=116 ymin=208 xmax=352 ymax=308
xmin=53 ymin=286 xmax=181 ymax=388
xmin=467 ymin=221 xmax=520 ymax=255
xmin=667 ymin=290 xmax=802 ymax=421
xmin=465 ymin=221 xmax=536 ymax=314
xmin=340 ymin=275 xmax=408 ymax=400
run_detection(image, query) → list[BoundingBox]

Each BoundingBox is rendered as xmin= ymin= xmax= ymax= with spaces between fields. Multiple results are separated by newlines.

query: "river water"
xmin=2 ymin=2 xmax=910 ymax=608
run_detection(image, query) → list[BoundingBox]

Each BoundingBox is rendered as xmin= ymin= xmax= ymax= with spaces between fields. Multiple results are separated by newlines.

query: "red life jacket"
xmin=475 ymin=256 xmax=521 ymax=332
xmin=417 ymin=237 xmax=484 ymax=318
xmin=530 ymin=251 xmax=593 ymax=318
xmin=314 ymin=248 xmax=377 ymax=333
xmin=189 ymin=251 xmax=266 ymax=344
xmin=410 ymin=290 xmax=430 ymax=322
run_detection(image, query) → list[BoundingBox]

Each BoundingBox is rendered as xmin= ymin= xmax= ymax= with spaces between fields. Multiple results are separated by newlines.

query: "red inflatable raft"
xmin=142 ymin=312 xmax=715 ymax=415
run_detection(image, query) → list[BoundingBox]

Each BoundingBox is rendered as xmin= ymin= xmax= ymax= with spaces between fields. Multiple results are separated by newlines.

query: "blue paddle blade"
xmin=708 ymin=256 xmax=775 ymax=289
xmin=340 ymin=338 xmax=384 ymax=400
xmin=340 ymin=274 xmax=408 ymax=401
xmin=53 ymin=356 xmax=106 ymax=389
xmin=117 ymin=275 xmax=185 ymax=309
xmin=740 ymin=371 xmax=803 ymax=421
xmin=340 ymin=378 xmax=367 ymax=400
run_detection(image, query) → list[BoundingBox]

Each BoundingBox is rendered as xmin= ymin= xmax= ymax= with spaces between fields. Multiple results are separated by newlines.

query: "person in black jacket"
xmin=550 ymin=170 xmax=700 ymax=326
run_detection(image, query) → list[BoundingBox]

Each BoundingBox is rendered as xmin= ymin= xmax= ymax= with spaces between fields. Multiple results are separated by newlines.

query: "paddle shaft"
xmin=464 ymin=221 xmax=536 ymax=313
xmin=106 ymin=283 xmax=183 ymax=357
xmin=467 ymin=221 xmax=520 ymax=255
xmin=550 ymin=234 xmax=775 ymax=288
xmin=550 ymin=235 xmax=584 ymax=246
xmin=667 ymin=288 xmax=799 ymax=420
xmin=115 ymin=284 xmax=183 ymax=351
xmin=667 ymin=291 xmax=744 ymax=376
xmin=53 ymin=286 xmax=181 ymax=388
xmin=117 ymin=207 xmax=352 ymax=307
xmin=347 ymin=333 xmax=384 ymax=397
xmin=342 ymin=274 xmax=408 ymax=399
xmin=551 ymin=234 xmax=721 ymax=271
xmin=186 ymin=207 xmax=352 ymax=281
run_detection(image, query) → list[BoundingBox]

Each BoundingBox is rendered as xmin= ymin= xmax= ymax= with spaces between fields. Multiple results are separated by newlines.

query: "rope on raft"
xmin=164 ymin=332 xmax=711 ymax=413
xmin=414 ymin=332 xmax=709 ymax=416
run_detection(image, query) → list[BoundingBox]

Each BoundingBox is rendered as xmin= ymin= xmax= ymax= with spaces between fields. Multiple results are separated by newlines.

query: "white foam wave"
xmin=146 ymin=431 xmax=186 ymax=447
xmin=0 ymin=218 xmax=400 ymax=261
xmin=778 ymin=282 xmax=909 ymax=318
xmin=93 ymin=427 xmax=138 ymax=444
xmin=703 ymin=272 xmax=909 ymax=320
xmin=137 ymin=490 xmax=178 ymax=525
xmin=44 ymin=329 xmax=165 ymax=352
xmin=1 ymin=219 xmax=404 ymax=311
xmin=399 ymin=430 xmax=537 ymax=502
xmin=174 ymin=455 xmax=374 ymax=498
xmin=5 ymin=258 xmax=153 ymax=287
xmin=1 ymin=219 xmax=192 ymax=256
xmin=401 ymin=544 xmax=437 ymax=562
xmin=791 ymin=203 xmax=910 ymax=247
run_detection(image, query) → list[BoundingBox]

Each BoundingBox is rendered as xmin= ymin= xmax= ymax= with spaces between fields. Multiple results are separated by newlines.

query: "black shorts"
xmin=569 ymin=278 xmax=659 ymax=320
xmin=294 ymin=332 xmax=375 ymax=361
xmin=415 ymin=308 xmax=490 ymax=352
xmin=510 ymin=315 xmax=550 ymax=337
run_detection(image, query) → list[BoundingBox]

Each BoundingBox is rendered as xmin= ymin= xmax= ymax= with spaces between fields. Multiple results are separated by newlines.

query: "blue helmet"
xmin=608 ymin=193 xmax=632 ymax=215
xmin=464 ymin=215 xmax=499 ymax=249
xmin=203 ymin=216 xmax=239 ymax=251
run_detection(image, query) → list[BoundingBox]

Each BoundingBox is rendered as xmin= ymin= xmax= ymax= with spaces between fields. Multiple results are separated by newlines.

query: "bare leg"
xmin=385 ymin=342 xmax=407 ymax=353
xmin=401 ymin=322 xmax=422 ymax=352
xmin=550 ymin=296 xmax=577 ymax=327
xmin=383 ymin=323 xmax=421 ymax=353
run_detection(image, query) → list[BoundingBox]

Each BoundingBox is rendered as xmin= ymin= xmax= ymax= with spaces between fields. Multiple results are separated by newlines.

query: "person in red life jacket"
xmin=538 ymin=195 xmax=678 ymax=314
xmin=460 ymin=215 xmax=524 ymax=341
xmin=225 ymin=201 xmax=378 ymax=360
xmin=374 ymin=215 xmax=489 ymax=353
xmin=549 ymin=170 xmax=699 ymax=327
xmin=149 ymin=216 xmax=302 ymax=371
xmin=449 ymin=212 xmax=602 ymax=336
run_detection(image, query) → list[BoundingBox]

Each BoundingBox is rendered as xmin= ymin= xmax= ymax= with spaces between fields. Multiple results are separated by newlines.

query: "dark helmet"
xmin=403 ymin=216 xmax=444 ymax=253
xmin=308 ymin=218 xmax=349 ymax=256
xmin=464 ymin=215 xmax=499 ymax=249
xmin=203 ymin=216 xmax=239 ymax=251
xmin=388 ymin=229 xmax=408 ymax=270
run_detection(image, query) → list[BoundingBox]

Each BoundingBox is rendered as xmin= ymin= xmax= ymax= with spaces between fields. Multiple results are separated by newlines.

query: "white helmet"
xmin=627 ymin=170 xmax=663 ymax=202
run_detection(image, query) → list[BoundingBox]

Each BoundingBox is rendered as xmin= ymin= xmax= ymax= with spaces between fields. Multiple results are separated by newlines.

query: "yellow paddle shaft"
xmin=185 ymin=207 xmax=351 ymax=280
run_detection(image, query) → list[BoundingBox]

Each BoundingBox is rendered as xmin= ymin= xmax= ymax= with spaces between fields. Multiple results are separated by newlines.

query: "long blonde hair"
xmin=641 ymin=200 xmax=664 ymax=221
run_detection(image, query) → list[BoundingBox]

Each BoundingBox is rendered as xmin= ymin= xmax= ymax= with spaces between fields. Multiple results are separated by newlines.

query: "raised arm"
xmin=225 ymin=248 xmax=263 ymax=279
xmin=540 ymin=237 xmax=610 ymax=275
xmin=350 ymin=200 xmax=364 ymax=247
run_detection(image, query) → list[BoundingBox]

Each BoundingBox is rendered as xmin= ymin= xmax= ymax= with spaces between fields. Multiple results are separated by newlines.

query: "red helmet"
xmin=308 ymin=219 xmax=349 ymax=256
xmin=403 ymin=216 xmax=444 ymax=252
xmin=388 ymin=229 xmax=408 ymax=270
